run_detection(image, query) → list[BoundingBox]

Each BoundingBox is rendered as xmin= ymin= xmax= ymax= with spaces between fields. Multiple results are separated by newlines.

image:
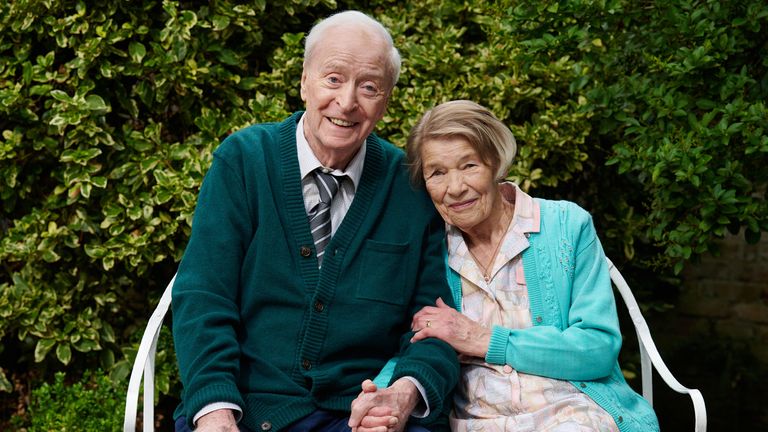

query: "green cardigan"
xmin=172 ymin=112 xmax=459 ymax=431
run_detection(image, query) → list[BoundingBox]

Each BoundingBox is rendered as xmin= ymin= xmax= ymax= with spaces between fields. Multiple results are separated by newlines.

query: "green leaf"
xmin=73 ymin=338 xmax=100 ymax=353
xmin=85 ymin=94 xmax=107 ymax=111
xmin=56 ymin=343 xmax=72 ymax=365
xmin=84 ymin=243 xmax=107 ymax=258
xmin=110 ymin=360 xmax=132 ymax=383
xmin=91 ymin=176 xmax=108 ymax=188
xmin=61 ymin=148 xmax=102 ymax=164
xmin=129 ymin=41 xmax=146 ymax=63
xmin=212 ymin=15 xmax=230 ymax=31
xmin=34 ymin=339 xmax=56 ymax=363
xmin=0 ymin=369 xmax=11 ymax=392
xmin=100 ymin=322 xmax=116 ymax=343
xmin=50 ymin=90 xmax=72 ymax=103
xmin=22 ymin=61 xmax=32 ymax=85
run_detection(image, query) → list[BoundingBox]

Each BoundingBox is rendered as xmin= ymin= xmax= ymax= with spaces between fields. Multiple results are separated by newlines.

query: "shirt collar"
xmin=499 ymin=182 xmax=540 ymax=235
xmin=296 ymin=113 xmax=365 ymax=190
xmin=446 ymin=182 xmax=541 ymax=273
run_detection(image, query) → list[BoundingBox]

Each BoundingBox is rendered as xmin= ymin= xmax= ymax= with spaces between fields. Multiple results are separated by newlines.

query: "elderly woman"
xmin=404 ymin=100 xmax=659 ymax=432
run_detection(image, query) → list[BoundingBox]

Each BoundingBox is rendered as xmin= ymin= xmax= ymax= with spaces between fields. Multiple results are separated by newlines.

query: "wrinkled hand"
xmin=411 ymin=297 xmax=491 ymax=358
xmin=348 ymin=378 xmax=419 ymax=432
xmin=195 ymin=409 xmax=238 ymax=432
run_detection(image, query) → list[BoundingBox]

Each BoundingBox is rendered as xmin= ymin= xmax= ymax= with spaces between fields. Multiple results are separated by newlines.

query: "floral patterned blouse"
xmin=447 ymin=183 xmax=619 ymax=432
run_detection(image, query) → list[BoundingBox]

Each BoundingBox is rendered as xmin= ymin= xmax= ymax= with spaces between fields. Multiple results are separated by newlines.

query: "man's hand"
xmin=195 ymin=409 xmax=238 ymax=432
xmin=348 ymin=378 xmax=420 ymax=432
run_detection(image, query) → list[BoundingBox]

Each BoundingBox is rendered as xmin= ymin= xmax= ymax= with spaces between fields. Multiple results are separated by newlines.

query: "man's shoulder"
xmin=368 ymin=132 xmax=404 ymax=161
xmin=215 ymin=114 xmax=299 ymax=159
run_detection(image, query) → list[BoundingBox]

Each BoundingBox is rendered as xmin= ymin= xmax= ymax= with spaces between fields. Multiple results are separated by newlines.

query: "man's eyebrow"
xmin=317 ymin=60 xmax=351 ymax=74
xmin=318 ymin=61 xmax=386 ymax=81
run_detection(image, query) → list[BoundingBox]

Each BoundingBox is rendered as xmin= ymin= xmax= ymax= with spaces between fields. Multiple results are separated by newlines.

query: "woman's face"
xmin=421 ymin=137 xmax=500 ymax=234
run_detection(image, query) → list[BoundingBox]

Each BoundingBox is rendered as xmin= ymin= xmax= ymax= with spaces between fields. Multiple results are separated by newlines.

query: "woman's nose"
xmin=446 ymin=171 xmax=465 ymax=195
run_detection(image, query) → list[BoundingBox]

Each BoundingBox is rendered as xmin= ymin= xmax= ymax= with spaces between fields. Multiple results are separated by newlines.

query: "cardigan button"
xmin=580 ymin=382 xmax=587 ymax=388
xmin=618 ymin=416 xmax=624 ymax=423
xmin=302 ymin=359 xmax=312 ymax=370
xmin=300 ymin=246 xmax=312 ymax=257
xmin=314 ymin=301 xmax=324 ymax=312
xmin=260 ymin=421 xmax=272 ymax=431
xmin=535 ymin=316 xmax=543 ymax=323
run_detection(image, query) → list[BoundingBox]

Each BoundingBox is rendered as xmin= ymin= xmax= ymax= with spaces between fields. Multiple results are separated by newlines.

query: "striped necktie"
xmin=309 ymin=170 xmax=342 ymax=267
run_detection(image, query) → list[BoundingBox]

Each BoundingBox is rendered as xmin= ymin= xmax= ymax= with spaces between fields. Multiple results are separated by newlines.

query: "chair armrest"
xmin=123 ymin=274 xmax=175 ymax=432
xmin=606 ymin=258 xmax=707 ymax=432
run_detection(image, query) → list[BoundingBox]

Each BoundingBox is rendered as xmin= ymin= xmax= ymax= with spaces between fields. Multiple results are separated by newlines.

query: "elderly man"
xmin=171 ymin=10 xmax=459 ymax=432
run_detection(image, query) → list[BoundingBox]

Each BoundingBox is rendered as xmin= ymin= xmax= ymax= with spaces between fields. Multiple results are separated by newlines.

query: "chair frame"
xmin=123 ymin=259 xmax=707 ymax=431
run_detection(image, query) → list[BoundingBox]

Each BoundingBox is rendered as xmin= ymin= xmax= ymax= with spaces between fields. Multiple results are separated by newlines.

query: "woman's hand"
xmin=410 ymin=297 xmax=491 ymax=358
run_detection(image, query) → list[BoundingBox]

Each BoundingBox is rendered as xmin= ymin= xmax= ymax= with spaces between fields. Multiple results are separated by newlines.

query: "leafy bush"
xmin=480 ymin=0 xmax=768 ymax=273
xmin=1 ymin=0 xmax=766 ymax=426
xmin=0 ymin=0 xmax=335 ymax=391
xmin=12 ymin=369 xmax=124 ymax=431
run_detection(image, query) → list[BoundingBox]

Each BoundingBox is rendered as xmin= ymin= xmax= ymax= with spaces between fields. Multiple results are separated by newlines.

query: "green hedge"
xmin=1 ymin=0 xmax=766 ymax=426
xmin=14 ymin=369 xmax=124 ymax=431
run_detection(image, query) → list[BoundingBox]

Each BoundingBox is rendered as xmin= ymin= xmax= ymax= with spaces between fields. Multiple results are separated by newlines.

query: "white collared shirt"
xmin=296 ymin=114 xmax=365 ymax=237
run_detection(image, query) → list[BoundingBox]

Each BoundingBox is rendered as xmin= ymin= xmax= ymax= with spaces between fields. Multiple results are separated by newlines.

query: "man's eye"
xmin=360 ymin=84 xmax=380 ymax=96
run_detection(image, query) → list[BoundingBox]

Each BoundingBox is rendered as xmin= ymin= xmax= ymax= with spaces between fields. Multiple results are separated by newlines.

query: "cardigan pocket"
xmin=356 ymin=239 xmax=410 ymax=306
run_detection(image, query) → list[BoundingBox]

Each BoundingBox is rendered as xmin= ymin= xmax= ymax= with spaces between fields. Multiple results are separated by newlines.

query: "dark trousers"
xmin=175 ymin=410 xmax=432 ymax=432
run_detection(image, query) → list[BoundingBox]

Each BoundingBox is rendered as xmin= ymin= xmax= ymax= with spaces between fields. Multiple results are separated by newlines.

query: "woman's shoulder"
xmin=535 ymin=198 xmax=593 ymax=224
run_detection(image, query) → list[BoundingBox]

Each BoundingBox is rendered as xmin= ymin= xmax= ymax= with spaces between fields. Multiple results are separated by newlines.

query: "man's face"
xmin=300 ymin=26 xmax=391 ymax=168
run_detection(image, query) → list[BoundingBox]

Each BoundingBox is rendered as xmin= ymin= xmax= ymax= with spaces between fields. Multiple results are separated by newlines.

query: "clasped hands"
xmin=197 ymin=298 xmax=485 ymax=432
xmin=350 ymin=297 xmax=491 ymax=432
xmin=348 ymin=377 xmax=419 ymax=432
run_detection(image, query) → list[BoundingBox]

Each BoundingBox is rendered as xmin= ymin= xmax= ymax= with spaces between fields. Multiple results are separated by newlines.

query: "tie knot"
xmin=314 ymin=170 xmax=342 ymax=204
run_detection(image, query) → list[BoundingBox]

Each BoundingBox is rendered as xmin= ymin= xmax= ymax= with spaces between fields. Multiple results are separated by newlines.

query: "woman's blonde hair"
xmin=406 ymin=100 xmax=517 ymax=185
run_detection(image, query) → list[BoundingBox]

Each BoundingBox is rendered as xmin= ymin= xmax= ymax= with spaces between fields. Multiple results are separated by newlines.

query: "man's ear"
xmin=300 ymin=71 xmax=308 ymax=102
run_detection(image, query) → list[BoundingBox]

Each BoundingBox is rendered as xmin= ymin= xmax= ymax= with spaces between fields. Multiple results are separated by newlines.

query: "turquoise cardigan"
xmin=377 ymin=198 xmax=658 ymax=432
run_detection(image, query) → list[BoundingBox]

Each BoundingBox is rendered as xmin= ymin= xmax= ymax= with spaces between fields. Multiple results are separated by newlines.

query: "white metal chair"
xmin=123 ymin=259 xmax=707 ymax=431
xmin=605 ymin=258 xmax=707 ymax=431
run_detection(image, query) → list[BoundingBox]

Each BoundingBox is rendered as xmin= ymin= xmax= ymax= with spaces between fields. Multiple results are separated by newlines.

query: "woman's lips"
xmin=448 ymin=198 xmax=477 ymax=211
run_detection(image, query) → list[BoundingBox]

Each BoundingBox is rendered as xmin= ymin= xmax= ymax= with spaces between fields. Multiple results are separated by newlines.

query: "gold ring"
xmin=426 ymin=320 xmax=431 ymax=328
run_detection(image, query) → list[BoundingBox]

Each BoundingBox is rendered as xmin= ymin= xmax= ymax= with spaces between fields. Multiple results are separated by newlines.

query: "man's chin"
xmin=321 ymin=135 xmax=363 ymax=150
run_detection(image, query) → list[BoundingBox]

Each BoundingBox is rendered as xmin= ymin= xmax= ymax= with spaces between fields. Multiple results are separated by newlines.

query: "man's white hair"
xmin=304 ymin=10 xmax=401 ymax=89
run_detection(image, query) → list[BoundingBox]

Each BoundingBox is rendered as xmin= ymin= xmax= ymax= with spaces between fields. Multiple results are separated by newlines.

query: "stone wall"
xmin=646 ymin=230 xmax=768 ymax=431
xmin=680 ymin=230 xmax=768 ymax=363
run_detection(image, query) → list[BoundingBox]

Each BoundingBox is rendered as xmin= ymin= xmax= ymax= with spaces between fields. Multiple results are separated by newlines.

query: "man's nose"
xmin=336 ymin=83 xmax=358 ymax=112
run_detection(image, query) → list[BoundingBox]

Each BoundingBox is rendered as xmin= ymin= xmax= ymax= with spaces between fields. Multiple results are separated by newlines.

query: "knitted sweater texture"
xmin=172 ymin=113 xmax=459 ymax=431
